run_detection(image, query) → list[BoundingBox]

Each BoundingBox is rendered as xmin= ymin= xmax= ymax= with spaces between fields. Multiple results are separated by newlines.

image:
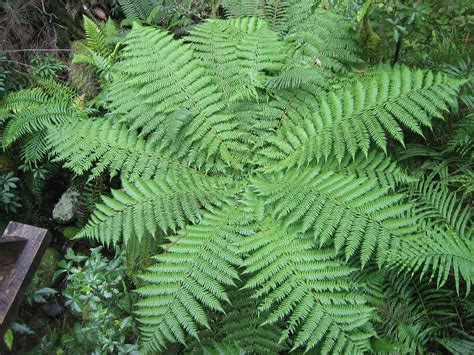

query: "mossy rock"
xmin=36 ymin=248 xmax=61 ymax=289
xmin=52 ymin=188 xmax=81 ymax=224
xmin=360 ymin=16 xmax=381 ymax=62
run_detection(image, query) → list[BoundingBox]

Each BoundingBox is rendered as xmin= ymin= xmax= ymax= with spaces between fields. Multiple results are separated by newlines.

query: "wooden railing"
xmin=0 ymin=222 xmax=51 ymax=340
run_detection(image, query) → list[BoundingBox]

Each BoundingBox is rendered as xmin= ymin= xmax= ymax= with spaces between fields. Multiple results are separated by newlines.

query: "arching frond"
xmin=78 ymin=175 xmax=240 ymax=246
xmin=0 ymin=80 xmax=86 ymax=163
xmin=321 ymin=151 xmax=416 ymax=190
xmin=391 ymin=226 xmax=474 ymax=294
xmin=239 ymin=219 xmax=374 ymax=353
xmin=106 ymin=23 xmax=249 ymax=172
xmin=136 ymin=207 xmax=245 ymax=352
xmin=367 ymin=272 xmax=472 ymax=354
xmin=262 ymin=66 xmax=463 ymax=169
xmin=252 ymin=166 xmax=416 ymax=266
xmin=188 ymin=17 xmax=285 ymax=101
xmin=409 ymin=178 xmax=473 ymax=240
xmin=285 ymin=8 xmax=360 ymax=71
xmin=47 ymin=119 xmax=211 ymax=180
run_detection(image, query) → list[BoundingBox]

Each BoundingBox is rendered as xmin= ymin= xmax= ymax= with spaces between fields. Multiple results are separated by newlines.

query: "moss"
xmin=360 ymin=15 xmax=381 ymax=62
xmin=36 ymin=248 xmax=61 ymax=289
xmin=62 ymin=226 xmax=81 ymax=240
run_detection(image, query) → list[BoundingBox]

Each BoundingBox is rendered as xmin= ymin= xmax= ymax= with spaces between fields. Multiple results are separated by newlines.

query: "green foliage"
xmin=200 ymin=342 xmax=246 ymax=354
xmin=221 ymin=1 xmax=360 ymax=72
xmin=0 ymin=5 xmax=472 ymax=354
xmin=361 ymin=271 xmax=474 ymax=354
xmin=40 ymin=247 xmax=139 ymax=354
xmin=118 ymin=0 xmax=211 ymax=32
xmin=219 ymin=286 xmax=286 ymax=353
xmin=28 ymin=54 xmax=66 ymax=79
xmin=72 ymin=17 xmax=121 ymax=84
xmin=0 ymin=171 xmax=21 ymax=213
xmin=0 ymin=79 xmax=88 ymax=165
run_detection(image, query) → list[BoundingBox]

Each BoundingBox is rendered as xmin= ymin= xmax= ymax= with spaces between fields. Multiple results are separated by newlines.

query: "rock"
xmin=36 ymin=248 xmax=61 ymax=289
xmin=52 ymin=188 xmax=81 ymax=224
xmin=42 ymin=302 xmax=64 ymax=317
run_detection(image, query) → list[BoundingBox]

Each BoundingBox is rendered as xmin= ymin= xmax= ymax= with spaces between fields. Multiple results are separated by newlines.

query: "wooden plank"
xmin=0 ymin=236 xmax=27 ymax=266
xmin=0 ymin=222 xmax=51 ymax=339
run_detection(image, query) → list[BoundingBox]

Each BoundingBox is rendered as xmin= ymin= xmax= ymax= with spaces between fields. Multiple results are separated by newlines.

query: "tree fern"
xmin=252 ymin=166 xmax=416 ymax=267
xmin=1 ymin=10 xmax=471 ymax=354
xmin=239 ymin=218 xmax=374 ymax=353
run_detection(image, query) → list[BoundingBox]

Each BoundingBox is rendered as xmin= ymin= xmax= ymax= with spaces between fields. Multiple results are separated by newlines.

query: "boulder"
xmin=52 ymin=188 xmax=81 ymax=224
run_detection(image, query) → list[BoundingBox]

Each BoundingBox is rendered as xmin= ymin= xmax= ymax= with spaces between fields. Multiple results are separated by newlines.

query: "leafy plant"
xmin=0 ymin=3 xmax=473 ymax=354
xmin=29 ymin=54 xmax=66 ymax=79
xmin=0 ymin=171 xmax=21 ymax=213
xmin=71 ymin=17 xmax=121 ymax=85
xmin=37 ymin=247 xmax=139 ymax=354
xmin=118 ymin=0 xmax=212 ymax=33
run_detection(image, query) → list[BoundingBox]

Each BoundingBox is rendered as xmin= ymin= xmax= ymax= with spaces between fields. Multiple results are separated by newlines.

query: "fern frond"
xmin=265 ymin=67 xmax=326 ymax=90
xmin=78 ymin=175 xmax=239 ymax=246
xmin=411 ymin=178 xmax=473 ymax=240
xmin=188 ymin=18 xmax=285 ymax=101
xmin=239 ymin=219 xmax=374 ymax=353
xmin=47 ymin=119 xmax=213 ymax=180
xmin=72 ymin=17 xmax=120 ymax=84
xmin=252 ymin=165 xmax=416 ymax=266
xmin=106 ymin=23 xmax=249 ymax=172
xmin=371 ymin=273 xmax=471 ymax=353
xmin=391 ymin=226 xmax=474 ymax=294
xmin=220 ymin=0 xmax=265 ymax=18
xmin=262 ymin=66 xmax=463 ymax=168
xmin=439 ymin=336 xmax=474 ymax=355
xmin=136 ymin=206 xmax=245 ymax=352
xmin=118 ymin=0 xmax=156 ymax=22
xmin=321 ymin=151 xmax=416 ymax=190
xmin=0 ymin=79 xmax=86 ymax=163
xmin=20 ymin=129 xmax=49 ymax=164
xmin=285 ymin=8 xmax=360 ymax=71
xmin=82 ymin=16 xmax=109 ymax=55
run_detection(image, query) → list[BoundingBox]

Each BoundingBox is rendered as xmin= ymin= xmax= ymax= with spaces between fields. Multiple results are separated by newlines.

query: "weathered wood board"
xmin=0 ymin=222 xmax=51 ymax=339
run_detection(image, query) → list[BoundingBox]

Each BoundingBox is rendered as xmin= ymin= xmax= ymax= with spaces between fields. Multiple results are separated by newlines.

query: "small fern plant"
xmin=1 ymin=8 xmax=472 ymax=354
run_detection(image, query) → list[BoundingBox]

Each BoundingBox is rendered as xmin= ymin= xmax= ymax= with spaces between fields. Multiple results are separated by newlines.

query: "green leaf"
xmin=4 ymin=329 xmax=13 ymax=351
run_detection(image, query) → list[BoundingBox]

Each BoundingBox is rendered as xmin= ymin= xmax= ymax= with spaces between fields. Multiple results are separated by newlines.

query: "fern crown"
xmin=0 ymin=6 xmax=471 ymax=354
